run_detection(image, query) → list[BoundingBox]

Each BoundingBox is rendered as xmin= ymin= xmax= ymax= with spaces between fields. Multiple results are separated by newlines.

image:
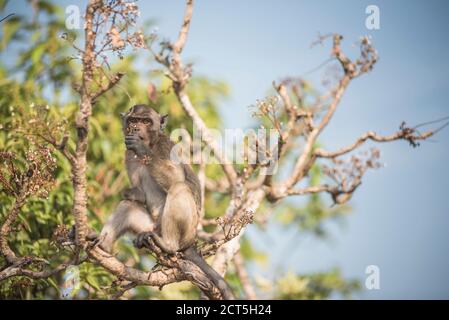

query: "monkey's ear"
xmin=160 ymin=114 xmax=168 ymax=130
xmin=120 ymin=112 xmax=126 ymax=119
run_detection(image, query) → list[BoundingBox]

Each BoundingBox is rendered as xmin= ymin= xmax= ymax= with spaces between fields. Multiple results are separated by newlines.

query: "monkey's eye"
xmin=128 ymin=118 xmax=137 ymax=124
xmin=142 ymin=119 xmax=152 ymax=125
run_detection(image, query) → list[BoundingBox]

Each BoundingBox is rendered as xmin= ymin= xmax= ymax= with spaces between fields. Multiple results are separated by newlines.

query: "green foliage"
xmin=274 ymin=269 xmax=360 ymax=299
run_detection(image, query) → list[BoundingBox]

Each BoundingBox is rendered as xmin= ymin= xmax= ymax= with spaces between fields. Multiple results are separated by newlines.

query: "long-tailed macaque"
xmin=99 ymin=104 xmax=233 ymax=300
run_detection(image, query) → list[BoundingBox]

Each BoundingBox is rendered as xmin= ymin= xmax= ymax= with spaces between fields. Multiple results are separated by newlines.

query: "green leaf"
xmin=47 ymin=278 xmax=61 ymax=294
xmin=1 ymin=16 xmax=21 ymax=50
xmin=31 ymin=42 xmax=46 ymax=65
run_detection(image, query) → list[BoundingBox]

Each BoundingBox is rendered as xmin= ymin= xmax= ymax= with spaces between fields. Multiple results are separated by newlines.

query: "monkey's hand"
xmin=133 ymin=231 xmax=153 ymax=249
xmin=125 ymin=134 xmax=151 ymax=157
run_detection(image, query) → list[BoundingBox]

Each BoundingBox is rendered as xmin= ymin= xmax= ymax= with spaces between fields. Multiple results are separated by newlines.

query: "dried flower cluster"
xmin=322 ymin=148 xmax=382 ymax=204
xmin=51 ymin=224 xmax=71 ymax=247
xmin=0 ymin=146 xmax=57 ymax=199
xmin=95 ymin=0 xmax=142 ymax=59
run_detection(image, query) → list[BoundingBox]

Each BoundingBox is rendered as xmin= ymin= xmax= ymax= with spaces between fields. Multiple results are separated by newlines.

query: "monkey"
xmin=98 ymin=104 xmax=234 ymax=300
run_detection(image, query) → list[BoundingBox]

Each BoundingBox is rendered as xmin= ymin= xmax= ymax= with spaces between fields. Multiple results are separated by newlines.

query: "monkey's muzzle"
xmin=126 ymin=125 xmax=145 ymax=141
xmin=128 ymin=124 xmax=138 ymax=133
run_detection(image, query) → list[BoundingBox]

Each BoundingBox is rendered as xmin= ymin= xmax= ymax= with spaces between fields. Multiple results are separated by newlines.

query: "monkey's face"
xmin=122 ymin=104 xmax=168 ymax=146
xmin=125 ymin=116 xmax=153 ymax=141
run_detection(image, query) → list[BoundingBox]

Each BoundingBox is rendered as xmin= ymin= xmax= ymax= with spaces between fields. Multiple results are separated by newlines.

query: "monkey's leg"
xmin=135 ymin=182 xmax=198 ymax=254
xmin=99 ymin=200 xmax=154 ymax=253
xmin=161 ymin=182 xmax=198 ymax=251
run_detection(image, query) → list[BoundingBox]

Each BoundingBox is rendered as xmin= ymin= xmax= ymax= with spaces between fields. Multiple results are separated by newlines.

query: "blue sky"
xmin=4 ymin=0 xmax=449 ymax=298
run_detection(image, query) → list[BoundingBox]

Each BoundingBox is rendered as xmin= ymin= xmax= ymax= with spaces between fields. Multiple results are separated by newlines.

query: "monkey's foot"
xmin=133 ymin=231 xmax=153 ymax=249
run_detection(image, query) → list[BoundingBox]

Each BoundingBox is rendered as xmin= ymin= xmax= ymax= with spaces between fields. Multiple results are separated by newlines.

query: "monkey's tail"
xmin=183 ymin=247 xmax=235 ymax=300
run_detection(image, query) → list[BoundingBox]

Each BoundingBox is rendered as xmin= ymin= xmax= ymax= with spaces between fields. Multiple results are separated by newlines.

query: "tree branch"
xmin=0 ymin=194 xmax=27 ymax=264
xmin=278 ymin=74 xmax=351 ymax=191
xmin=0 ymin=257 xmax=87 ymax=282
xmin=233 ymin=251 xmax=257 ymax=300
xmin=91 ymin=72 xmax=126 ymax=102
xmin=72 ymin=0 xmax=103 ymax=250
xmin=315 ymin=126 xmax=434 ymax=158
xmin=273 ymin=34 xmax=377 ymax=194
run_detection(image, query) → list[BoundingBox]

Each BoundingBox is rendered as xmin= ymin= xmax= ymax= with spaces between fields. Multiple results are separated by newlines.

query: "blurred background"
xmin=1 ymin=0 xmax=448 ymax=299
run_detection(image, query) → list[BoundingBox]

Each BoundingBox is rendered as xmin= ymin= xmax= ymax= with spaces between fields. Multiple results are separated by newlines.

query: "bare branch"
xmin=233 ymin=251 xmax=257 ymax=300
xmin=91 ymin=72 xmax=126 ymax=102
xmin=278 ymin=74 xmax=351 ymax=191
xmin=178 ymin=93 xmax=238 ymax=185
xmin=110 ymin=281 xmax=137 ymax=300
xmin=205 ymin=177 xmax=230 ymax=193
xmin=273 ymin=34 xmax=378 ymax=194
xmin=286 ymin=184 xmax=337 ymax=196
xmin=0 ymin=13 xmax=15 ymax=24
xmin=72 ymin=0 xmax=104 ymax=250
xmin=87 ymin=240 xmax=221 ymax=299
xmin=0 ymin=195 xmax=27 ymax=264
xmin=172 ymin=0 xmax=194 ymax=55
xmin=0 ymin=257 xmax=86 ymax=282
xmin=315 ymin=126 xmax=434 ymax=159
